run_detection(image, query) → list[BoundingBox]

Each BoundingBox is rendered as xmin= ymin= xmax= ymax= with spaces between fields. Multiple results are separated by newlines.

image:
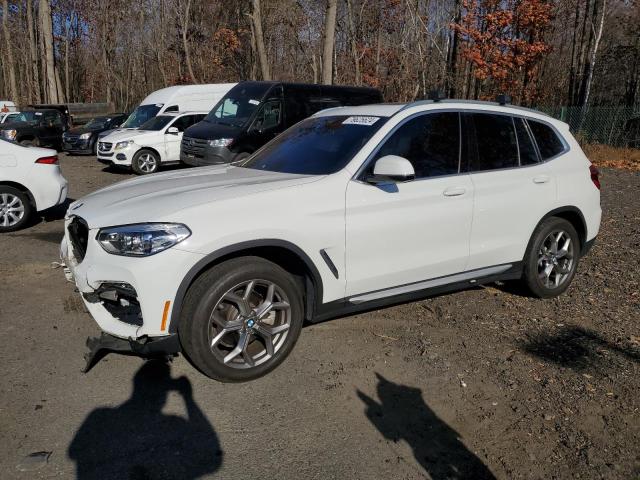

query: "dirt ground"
xmin=0 ymin=155 xmax=638 ymax=480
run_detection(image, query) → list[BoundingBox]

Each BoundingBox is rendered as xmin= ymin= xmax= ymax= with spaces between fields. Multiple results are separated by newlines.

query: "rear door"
xmin=465 ymin=112 xmax=557 ymax=270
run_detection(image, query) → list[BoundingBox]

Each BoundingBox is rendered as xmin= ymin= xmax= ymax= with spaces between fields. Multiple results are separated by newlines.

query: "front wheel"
xmin=0 ymin=186 xmax=33 ymax=232
xmin=179 ymin=257 xmax=304 ymax=382
xmin=522 ymin=217 xmax=580 ymax=298
xmin=132 ymin=149 xmax=160 ymax=175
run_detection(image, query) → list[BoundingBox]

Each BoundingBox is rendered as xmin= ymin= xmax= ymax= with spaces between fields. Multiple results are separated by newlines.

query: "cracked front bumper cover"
xmin=83 ymin=333 xmax=181 ymax=373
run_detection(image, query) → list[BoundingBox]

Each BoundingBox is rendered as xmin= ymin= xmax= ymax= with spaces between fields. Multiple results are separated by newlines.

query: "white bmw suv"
xmin=60 ymin=99 xmax=601 ymax=382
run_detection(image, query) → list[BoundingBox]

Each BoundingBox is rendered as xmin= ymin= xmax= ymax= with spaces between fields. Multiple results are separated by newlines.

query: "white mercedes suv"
xmin=60 ymin=99 xmax=601 ymax=382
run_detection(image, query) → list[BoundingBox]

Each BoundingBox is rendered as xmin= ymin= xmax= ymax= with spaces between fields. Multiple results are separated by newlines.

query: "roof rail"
xmin=496 ymin=94 xmax=512 ymax=105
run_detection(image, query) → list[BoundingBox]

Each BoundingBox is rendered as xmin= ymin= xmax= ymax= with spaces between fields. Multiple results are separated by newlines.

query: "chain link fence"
xmin=537 ymin=105 xmax=639 ymax=148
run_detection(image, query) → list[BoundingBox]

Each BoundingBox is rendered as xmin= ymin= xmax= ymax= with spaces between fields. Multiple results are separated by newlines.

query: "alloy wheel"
xmin=537 ymin=230 xmax=575 ymax=289
xmin=0 ymin=193 xmax=25 ymax=227
xmin=138 ymin=153 xmax=157 ymax=173
xmin=208 ymin=279 xmax=291 ymax=369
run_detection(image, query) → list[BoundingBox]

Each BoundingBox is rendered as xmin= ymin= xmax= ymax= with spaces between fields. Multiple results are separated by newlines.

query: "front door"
xmin=345 ymin=112 xmax=473 ymax=298
xmin=164 ymin=115 xmax=199 ymax=162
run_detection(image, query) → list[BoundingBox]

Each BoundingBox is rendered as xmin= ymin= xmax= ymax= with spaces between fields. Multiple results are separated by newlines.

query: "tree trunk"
xmin=322 ymin=0 xmax=337 ymax=85
xmin=250 ymin=0 xmax=270 ymax=80
xmin=2 ymin=0 xmax=18 ymax=102
xmin=40 ymin=0 xmax=59 ymax=103
xmin=346 ymin=0 xmax=360 ymax=85
xmin=181 ymin=0 xmax=198 ymax=83
xmin=582 ymin=0 xmax=606 ymax=108
xmin=26 ymin=0 xmax=40 ymax=103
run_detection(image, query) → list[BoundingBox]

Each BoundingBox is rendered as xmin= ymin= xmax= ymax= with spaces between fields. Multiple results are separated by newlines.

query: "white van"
xmin=0 ymin=101 xmax=17 ymax=113
xmin=99 ymin=83 xmax=236 ymax=139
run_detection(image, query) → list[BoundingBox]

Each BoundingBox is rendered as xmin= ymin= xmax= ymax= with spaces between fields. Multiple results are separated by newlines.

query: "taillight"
xmin=35 ymin=155 xmax=58 ymax=165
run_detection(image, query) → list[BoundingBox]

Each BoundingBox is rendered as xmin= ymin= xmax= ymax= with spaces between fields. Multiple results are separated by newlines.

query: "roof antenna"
xmin=496 ymin=94 xmax=512 ymax=105
xmin=428 ymin=90 xmax=446 ymax=102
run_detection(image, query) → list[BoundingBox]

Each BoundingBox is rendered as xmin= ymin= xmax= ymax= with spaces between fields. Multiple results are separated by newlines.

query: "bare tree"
xmin=40 ymin=0 xmax=60 ymax=103
xmin=322 ymin=0 xmax=337 ymax=85
xmin=1 ymin=0 xmax=18 ymax=102
xmin=250 ymin=0 xmax=270 ymax=80
xmin=180 ymin=0 xmax=198 ymax=83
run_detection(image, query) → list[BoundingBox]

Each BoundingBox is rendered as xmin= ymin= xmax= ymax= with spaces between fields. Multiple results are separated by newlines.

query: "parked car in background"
xmin=98 ymin=84 xmax=237 ymax=142
xmin=62 ymin=114 xmax=127 ymax=155
xmin=180 ymin=81 xmax=383 ymax=166
xmin=0 ymin=111 xmax=21 ymax=124
xmin=0 ymin=138 xmax=67 ymax=232
xmin=97 ymin=112 xmax=207 ymax=174
xmin=0 ymin=109 xmax=68 ymax=148
xmin=60 ymin=98 xmax=601 ymax=382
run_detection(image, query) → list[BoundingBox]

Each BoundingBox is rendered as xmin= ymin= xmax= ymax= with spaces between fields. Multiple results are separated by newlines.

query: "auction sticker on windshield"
xmin=342 ymin=116 xmax=380 ymax=126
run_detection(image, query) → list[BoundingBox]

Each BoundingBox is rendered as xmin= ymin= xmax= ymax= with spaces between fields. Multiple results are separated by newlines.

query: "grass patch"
xmin=582 ymin=144 xmax=640 ymax=171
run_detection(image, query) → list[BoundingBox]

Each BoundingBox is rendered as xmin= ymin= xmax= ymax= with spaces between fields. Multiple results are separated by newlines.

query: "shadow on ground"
xmin=358 ymin=373 xmax=495 ymax=480
xmin=68 ymin=360 xmax=222 ymax=480
xmin=519 ymin=325 xmax=640 ymax=371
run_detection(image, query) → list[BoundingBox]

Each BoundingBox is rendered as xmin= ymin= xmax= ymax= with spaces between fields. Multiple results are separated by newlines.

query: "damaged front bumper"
xmin=84 ymin=332 xmax=181 ymax=373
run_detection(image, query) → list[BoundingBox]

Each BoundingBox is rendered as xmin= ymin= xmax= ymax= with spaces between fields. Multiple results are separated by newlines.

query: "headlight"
xmin=115 ymin=140 xmax=133 ymax=150
xmin=208 ymin=138 xmax=233 ymax=147
xmin=2 ymin=129 xmax=17 ymax=141
xmin=79 ymin=132 xmax=91 ymax=140
xmin=97 ymin=223 xmax=191 ymax=257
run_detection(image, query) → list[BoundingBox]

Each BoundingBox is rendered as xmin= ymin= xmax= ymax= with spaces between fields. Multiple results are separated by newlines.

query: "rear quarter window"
xmin=528 ymin=120 xmax=566 ymax=160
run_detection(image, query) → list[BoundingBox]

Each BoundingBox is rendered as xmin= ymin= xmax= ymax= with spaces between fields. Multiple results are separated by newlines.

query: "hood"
xmin=0 ymin=121 xmax=33 ymax=131
xmin=67 ymin=124 xmax=105 ymax=135
xmin=184 ymin=119 xmax=243 ymax=141
xmin=100 ymin=129 xmax=151 ymax=143
xmin=99 ymin=127 xmax=137 ymax=139
xmin=67 ymin=165 xmax=319 ymax=228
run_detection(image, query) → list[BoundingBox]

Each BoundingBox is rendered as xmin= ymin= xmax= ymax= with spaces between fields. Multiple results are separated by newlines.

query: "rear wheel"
xmin=523 ymin=217 xmax=580 ymax=298
xmin=0 ymin=186 xmax=32 ymax=232
xmin=132 ymin=149 xmax=160 ymax=175
xmin=179 ymin=257 xmax=304 ymax=382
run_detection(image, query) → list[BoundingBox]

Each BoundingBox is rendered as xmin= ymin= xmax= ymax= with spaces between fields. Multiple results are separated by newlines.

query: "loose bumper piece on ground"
xmin=83 ymin=332 xmax=181 ymax=373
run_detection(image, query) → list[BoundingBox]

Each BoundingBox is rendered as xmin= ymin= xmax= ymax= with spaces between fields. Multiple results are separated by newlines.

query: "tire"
xmin=179 ymin=256 xmax=304 ymax=382
xmin=522 ymin=216 xmax=580 ymax=298
xmin=0 ymin=186 xmax=33 ymax=232
xmin=19 ymin=138 xmax=38 ymax=147
xmin=132 ymin=149 xmax=160 ymax=175
xmin=91 ymin=139 xmax=97 ymax=156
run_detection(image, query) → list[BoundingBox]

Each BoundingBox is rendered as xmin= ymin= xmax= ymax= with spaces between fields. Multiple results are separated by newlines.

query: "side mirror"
xmin=366 ymin=155 xmax=415 ymax=184
xmin=166 ymin=126 xmax=179 ymax=135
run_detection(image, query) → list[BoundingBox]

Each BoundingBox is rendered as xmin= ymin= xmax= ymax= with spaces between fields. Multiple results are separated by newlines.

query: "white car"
xmin=97 ymin=112 xmax=207 ymax=174
xmin=1 ymin=139 xmax=68 ymax=232
xmin=60 ymin=99 xmax=601 ymax=382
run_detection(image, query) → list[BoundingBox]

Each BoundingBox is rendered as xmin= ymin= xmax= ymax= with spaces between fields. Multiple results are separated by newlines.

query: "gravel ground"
xmin=0 ymin=155 xmax=638 ymax=480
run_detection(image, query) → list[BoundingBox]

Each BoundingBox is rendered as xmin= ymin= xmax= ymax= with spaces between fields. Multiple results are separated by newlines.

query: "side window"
xmin=373 ymin=112 xmax=460 ymax=179
xmin=170 ymin=115 xmax=192 ymax=132
xmin=253 ymin=100 xmax=282 ymax=131
xmin=468 ymin=113 xmax=518 ymax=171
xmin=164 ymin=105 xmax=179 ymax=113
xmin=192 ymin=114 xmax=206 ymax=124
xmin=528 ymin=120 xmax=565 ymax=160
xmin=514 ymin=118 xmax=539 ymax=166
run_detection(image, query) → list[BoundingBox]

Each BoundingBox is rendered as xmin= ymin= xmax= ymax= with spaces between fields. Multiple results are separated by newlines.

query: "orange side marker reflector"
xmin=160 ymin=301 xmax=171 ymax=332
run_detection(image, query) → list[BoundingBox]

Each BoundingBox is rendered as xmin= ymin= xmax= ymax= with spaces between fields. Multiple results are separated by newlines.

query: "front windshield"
xmin=240 ymin=115 xmax=387 ymax=175
xmin=121 ymin=104 xmax=162 ymax=129
xmin=204 ymin=83 xmax=272 ymax=127
xmin=85 ymin=117 xmax=109 ymax=129
xmin=139 ymin=115 xmax=174 ymax=131
xmin=5 ymin=111 xmax=39 ymax=123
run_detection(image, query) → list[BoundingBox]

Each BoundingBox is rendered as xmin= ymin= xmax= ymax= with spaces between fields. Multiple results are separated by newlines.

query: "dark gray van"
xmin=180 ymin=81 xmax=382 ymax=166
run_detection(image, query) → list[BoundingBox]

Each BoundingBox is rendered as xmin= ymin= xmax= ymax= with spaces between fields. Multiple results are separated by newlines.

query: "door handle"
xmin=443 ymin=187 xmax=466 ymax=197
xmin=533 ymin=175 xmax=551 ymax=184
